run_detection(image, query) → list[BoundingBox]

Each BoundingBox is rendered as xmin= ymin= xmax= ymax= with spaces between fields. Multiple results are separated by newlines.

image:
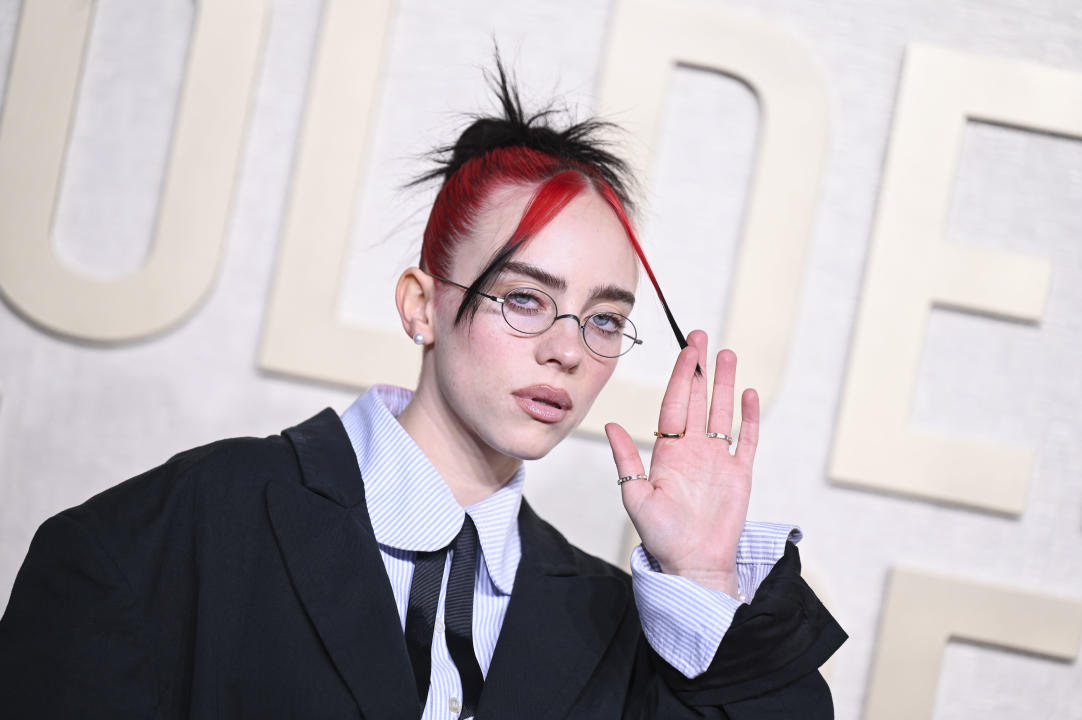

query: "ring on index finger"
xmin=705 ymin=432 xmax=734 ymax=445
xmin=618 ymin=473 xmax=648 ymax=486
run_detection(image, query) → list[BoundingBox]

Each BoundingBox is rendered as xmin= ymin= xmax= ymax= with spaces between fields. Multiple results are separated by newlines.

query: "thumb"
xmin=604 ymin=422 xmax=651 ymax=512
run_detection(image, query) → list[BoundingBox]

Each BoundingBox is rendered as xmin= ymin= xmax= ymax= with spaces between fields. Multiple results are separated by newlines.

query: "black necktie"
xmin=403 ymin=515 xmax=485 ymax=716
xmin=445 ymin=515 xmax=484 ymax=716
xmin=404 ymin=545 xmax=446 ymax=707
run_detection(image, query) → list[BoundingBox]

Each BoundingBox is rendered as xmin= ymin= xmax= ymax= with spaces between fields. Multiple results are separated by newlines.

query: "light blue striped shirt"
xmin=341 ymin=385 xmax=797 ymax=718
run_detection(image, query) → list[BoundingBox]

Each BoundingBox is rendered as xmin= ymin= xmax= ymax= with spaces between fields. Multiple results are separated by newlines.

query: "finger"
xmin=657 ymin=344 xmax=698 ymax=435
xmin=685 ymin=330 xmax=710 ymax=434
xmin=734 ymin=388 xmax=760 ymax=464
xmin=605 ymin=422 xmax=652 ymax=510
xmin=653 ymin=344 xmax=696 ymax=435
xmin=708 ymin=349 xmax=737 ymax=434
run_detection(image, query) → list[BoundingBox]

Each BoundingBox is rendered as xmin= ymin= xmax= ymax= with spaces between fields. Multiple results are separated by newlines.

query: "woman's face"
xmin=429 ymin=185 xmax=639 ymax=461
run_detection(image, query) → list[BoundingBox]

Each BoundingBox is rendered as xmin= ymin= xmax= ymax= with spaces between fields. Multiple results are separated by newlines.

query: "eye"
xmin=587 ymin=312 xmax=627 ymax=336
xmin=503 ymin=288 xmax=552 ymax=316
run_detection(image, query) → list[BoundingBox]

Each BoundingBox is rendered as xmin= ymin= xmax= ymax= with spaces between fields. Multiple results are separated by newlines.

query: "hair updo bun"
xmin=411 ymin=54 xmax=689 ymax=352
xmin=410 ymin=56 xmax=636 ymax=214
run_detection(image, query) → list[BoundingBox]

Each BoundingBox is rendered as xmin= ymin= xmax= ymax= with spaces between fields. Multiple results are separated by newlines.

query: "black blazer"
xmin=0 ymin=409 xmax=845 ymax=718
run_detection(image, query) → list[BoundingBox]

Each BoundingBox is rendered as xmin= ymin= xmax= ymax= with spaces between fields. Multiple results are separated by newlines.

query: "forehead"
xmin=450 ymin=184 xmax=639 ymax=294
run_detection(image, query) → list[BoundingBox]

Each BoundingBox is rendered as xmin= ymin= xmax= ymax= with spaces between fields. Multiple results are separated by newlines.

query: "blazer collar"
xmin=268 ymin=408 xmax=630 ymax=720
xmin=268 ymin=408 xmax=420 ymax=720
xmin=281 ymin=407 xmax=367 ymax=507
xmin=478 ymin=501 xmax=630 ymax=719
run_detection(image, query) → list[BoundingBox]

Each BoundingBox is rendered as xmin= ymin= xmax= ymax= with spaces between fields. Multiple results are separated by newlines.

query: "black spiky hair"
xmin=408 ymin=55 xmax=638 ymax=212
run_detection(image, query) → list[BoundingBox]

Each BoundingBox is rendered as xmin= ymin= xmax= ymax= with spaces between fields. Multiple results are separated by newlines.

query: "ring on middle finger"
xmin=653 ymin=430 xmax=686 ymax=439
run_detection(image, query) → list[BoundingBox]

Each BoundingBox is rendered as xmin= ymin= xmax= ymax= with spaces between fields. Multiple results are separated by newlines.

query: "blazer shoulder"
xmin=518 ymin=500 xmax=630 ymax=584
xmin=566 ymin=537 xmax=630 ymax=583
xmin=57 ymin=411 xmax=340 ymax=553
xmin=75 ymin=430 xmax=295 ymax=512
xmin=162 ymin=431 xmax=298 ymax=485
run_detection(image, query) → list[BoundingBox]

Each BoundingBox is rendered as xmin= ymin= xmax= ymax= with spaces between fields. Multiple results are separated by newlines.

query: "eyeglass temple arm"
xmin=428 ymin=272 xmax=502 ymax=303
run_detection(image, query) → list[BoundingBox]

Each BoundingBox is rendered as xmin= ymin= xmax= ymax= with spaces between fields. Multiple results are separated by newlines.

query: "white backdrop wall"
xmin=0 ymin=1 xmax=1080 ymax=718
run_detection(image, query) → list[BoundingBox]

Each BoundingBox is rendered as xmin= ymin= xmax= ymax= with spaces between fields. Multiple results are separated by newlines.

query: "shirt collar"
xmin=340 ymin=385 xmax=523 ymax=594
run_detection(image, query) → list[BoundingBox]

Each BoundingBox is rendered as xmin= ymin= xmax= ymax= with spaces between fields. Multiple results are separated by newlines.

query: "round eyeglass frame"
xmin=428 ymin=272 xmax=643 ymax=358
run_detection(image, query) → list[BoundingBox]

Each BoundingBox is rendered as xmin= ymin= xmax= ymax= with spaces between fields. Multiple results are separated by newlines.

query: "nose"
xmin=534 ymin=313 xmax=585 ymax=371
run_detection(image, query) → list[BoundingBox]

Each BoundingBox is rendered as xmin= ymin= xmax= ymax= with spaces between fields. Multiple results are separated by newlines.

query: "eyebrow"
xmin=501 ymin=261 xmax=637 ymax=308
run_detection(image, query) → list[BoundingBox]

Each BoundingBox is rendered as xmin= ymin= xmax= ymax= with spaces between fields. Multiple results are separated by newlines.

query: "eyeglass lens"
xmin=501 ymin=288 xmax=637 ymax=357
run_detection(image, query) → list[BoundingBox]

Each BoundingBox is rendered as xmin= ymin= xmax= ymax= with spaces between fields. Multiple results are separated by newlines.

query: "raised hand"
xmin=605 ymin=330 xmax=759 ymax=597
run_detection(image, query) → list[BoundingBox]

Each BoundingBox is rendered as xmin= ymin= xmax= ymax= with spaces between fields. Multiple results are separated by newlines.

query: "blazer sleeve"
xmin=623 ymin=541 xmax=847 ymax=719
xmin=0 ymin=512 xmax=161 ymax=719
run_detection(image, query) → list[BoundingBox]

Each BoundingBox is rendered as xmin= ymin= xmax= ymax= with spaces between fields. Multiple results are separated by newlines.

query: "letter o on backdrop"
xmin=0 ymin=0 xmax=267 ymax=342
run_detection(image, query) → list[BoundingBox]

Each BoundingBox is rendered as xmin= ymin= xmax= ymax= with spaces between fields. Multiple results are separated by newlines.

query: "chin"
xmin=491 ymin=422 xmax=571 ymax=462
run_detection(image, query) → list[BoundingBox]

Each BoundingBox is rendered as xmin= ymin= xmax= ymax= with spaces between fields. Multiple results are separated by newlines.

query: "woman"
xmin=0 ymin=64 xmax=844 ymax=718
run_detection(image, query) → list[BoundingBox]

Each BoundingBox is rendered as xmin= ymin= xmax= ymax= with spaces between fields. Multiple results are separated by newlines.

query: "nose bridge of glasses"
xmin=553 ymin=312 xmax=620 ymax=359
xmin=553 ymin=311 xmax=586 ymax=329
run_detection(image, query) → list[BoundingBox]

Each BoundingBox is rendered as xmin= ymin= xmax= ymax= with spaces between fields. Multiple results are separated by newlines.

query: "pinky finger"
xmin=734 ymin=388 xmax=760 ymax=464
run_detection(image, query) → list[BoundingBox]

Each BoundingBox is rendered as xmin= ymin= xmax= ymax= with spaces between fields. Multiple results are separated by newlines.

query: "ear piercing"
xmin=413 ymin=333 xmax=425 ymax=345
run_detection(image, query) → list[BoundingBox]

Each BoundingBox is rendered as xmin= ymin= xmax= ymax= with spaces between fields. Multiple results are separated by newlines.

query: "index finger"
xmin=657 ymin=345 xmax=698 ymax=435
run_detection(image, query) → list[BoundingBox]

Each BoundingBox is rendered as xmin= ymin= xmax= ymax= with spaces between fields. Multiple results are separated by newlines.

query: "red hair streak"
xmin=420 ymin=146 xmax=689 ymax=350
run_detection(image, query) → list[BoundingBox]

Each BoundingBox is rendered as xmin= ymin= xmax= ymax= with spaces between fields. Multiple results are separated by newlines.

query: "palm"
xmin=605 ymin=330 xmax=758 ymax=596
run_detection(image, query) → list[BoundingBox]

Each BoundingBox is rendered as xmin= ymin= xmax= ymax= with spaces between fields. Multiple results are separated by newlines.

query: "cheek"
xmin=579 ymin=358 xmax=619 ymax=404
xmin=436 ymin=315 xmax=517 ymax=392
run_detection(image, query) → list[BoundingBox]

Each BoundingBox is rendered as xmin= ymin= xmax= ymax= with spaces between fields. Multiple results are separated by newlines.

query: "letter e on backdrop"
xmin=866 ymin=567 xmax=1082 ymax=719
xmin=830 ymin=45 xmax=1082 ymax=514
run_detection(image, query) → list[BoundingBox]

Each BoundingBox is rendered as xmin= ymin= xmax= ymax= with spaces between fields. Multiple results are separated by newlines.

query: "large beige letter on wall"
xmin=590 ymin=0 xmax=829 ymax=440
xmin=259 ymin=0 xmax=409 ymax=389
xmin=830 ymin=45 xmax=1081 ymax=514
xmin=866 ymin=568 xmax=1082 ymax=719
xmin=0 ymin=0 xmax=266 ymax=341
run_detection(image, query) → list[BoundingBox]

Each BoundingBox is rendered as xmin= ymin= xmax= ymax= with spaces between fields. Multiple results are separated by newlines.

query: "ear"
xmin=395 ymin=267 xmax=437 ymax=346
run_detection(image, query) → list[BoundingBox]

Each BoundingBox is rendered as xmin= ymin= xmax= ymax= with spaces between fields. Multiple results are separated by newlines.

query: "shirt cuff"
xmin=631 ymin=521 xmax=801 ymax=679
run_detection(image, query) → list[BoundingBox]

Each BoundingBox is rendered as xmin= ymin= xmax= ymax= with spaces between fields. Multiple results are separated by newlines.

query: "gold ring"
xmin=617 ymin=473 xmax=648 ymax=485
xmin=653 ymin=431 xmax=685 ymax=439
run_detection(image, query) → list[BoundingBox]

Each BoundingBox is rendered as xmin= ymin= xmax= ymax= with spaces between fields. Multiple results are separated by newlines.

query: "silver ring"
xmin=617 ymin=473 xmax=648 ymax=486
xmin=706 ymin=432 xmax=734 ymax=445
xmin=653 ymin=431 xmax=685 ymax=439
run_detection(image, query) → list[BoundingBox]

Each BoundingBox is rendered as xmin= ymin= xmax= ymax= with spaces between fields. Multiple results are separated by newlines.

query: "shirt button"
xmin=449 ymin=696 xmax=462 ymax=714
xmin=435 ymin=619 xmax=445 ymax=634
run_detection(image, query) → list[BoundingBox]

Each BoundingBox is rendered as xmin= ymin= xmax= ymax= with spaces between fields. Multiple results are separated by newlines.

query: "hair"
xmin=410 ymin=57 xmax=689 ymax=351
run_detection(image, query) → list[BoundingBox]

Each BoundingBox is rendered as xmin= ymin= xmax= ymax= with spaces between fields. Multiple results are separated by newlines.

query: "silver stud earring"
xmin=413 ymin=333 xmax=425 ymax=345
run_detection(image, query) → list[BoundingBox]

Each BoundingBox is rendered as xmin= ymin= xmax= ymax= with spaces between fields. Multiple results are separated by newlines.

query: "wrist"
xmin=664 ymin=566 xmax=741 ymax=599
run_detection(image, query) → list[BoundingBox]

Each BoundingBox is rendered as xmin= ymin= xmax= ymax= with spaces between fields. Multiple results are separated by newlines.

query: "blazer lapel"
xmin=267 ymin=409 xmax=419 ymax=720
xmin=478 ymin=501 xmax=629 ymax=719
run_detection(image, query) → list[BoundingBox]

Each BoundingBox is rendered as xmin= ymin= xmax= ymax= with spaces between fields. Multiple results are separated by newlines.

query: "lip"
xmin=511 ymin=385 xmax=573 ymax=424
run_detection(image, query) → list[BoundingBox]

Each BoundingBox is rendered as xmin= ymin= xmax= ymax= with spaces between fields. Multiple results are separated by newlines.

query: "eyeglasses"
xmin=429 ymin=273 xmax=643 ymax=358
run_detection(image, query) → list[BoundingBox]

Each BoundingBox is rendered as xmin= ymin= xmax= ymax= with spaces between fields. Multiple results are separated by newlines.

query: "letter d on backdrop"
xmin=593 ymin=0 xmax=829 ymax=440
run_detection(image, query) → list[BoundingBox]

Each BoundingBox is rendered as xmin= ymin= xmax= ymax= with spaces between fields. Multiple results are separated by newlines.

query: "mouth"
xmin=511 ymin=385 xmax=573 ymax=424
